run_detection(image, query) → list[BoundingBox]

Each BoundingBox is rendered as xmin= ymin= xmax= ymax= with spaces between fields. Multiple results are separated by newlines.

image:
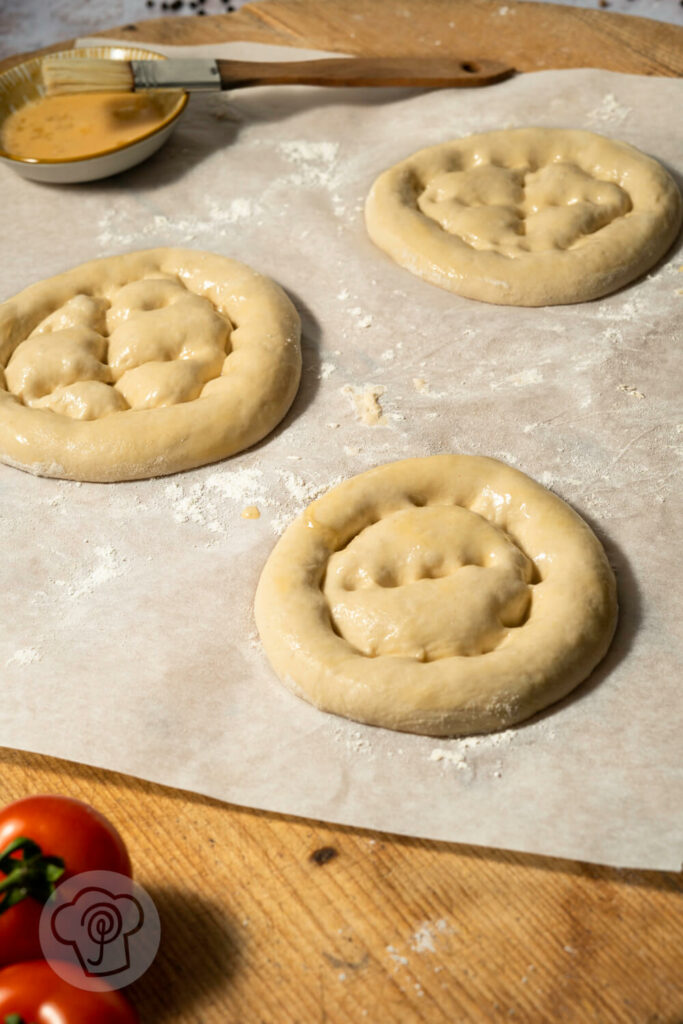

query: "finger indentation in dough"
xmin=5 ymin=327 xmax=112 ymax=403
xmin=255 ymin=455 xmax=618 ymax=736
xmin=366 ymin=128 xmax=682 ymax=305
xmin=5 ymin=272 xmax=232 ymax=417
xmin=33 ymin=380 xmax=129 ymax=420
xmin=323 ymin=506 xmax=533 ymax=660
xmin=418 ymin=162 xmax=632 ymax=256
xmin=0 ymin=249 xmax=302 ymax=481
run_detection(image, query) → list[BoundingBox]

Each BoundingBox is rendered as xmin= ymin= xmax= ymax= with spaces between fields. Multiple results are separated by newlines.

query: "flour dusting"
xmin=164 ymin=465 xmax=343 ymax=537
xmin=6 ymin=647 xmax=41 ymax=667
xmin=277 ymin=140 xmax=340 ymax=188
xmin=55 ymin=545 xmax=127 ymax=600
xmin=410 ymin=919 xmax=452 ymax=953
xmin=386 ymin=945 xmax=409 ymax=966
xmin=586 ymin=93 xmax=631 ymax=126
xmin=430 ymin=730 xmax=517 ymax=776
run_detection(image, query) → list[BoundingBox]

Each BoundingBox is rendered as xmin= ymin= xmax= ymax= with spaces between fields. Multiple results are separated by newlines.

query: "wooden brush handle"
xmin=215 ymin=56 xmax=513 ymax=90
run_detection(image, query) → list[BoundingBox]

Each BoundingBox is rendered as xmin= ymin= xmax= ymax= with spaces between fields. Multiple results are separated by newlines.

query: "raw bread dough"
xmin=255 ymin=455 xmax=618 ymax=736
xmin=365 ymin=128 xmax=682 ymax=306
xmin=0 ymin=248 xmax=301 ymax=481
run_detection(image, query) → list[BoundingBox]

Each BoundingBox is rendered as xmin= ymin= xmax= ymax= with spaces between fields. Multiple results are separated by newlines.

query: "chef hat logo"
xmin=50 ymin=885 xmax=144 ymax=978
xmin=40 ymin=870 xmax=160 ymax=991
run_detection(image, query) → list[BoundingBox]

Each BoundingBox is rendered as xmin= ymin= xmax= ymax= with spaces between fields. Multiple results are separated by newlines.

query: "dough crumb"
xmin=617 ymin=384 xmax=645 ymax=399
xmin=241 ymin=505 xmax=261 ymax=519
xmin=341 ymin=383 xmax=386 ymax=425
xmin=412 ymin=377 xmax=430 ymax=394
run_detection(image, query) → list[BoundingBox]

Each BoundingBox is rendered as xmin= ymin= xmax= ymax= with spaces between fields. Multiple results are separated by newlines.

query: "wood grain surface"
xmin=3 ymin=747 xmax=682 ymax=1024
xmin=1 ymin=3 xmax=682 ymax=1022
xmin=1 ymin=0 xmax=682 ymax=75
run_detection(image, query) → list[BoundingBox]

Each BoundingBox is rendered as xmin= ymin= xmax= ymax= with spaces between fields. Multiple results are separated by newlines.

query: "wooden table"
xmin=2 ymin=3 xmax=682 ymax=1021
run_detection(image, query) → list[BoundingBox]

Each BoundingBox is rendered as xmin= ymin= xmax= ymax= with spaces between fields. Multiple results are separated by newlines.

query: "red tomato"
xmin=0 ymin=796 xmax=132 ymax=966
xmin=0 ymin=960 xmax=139 ymax=1024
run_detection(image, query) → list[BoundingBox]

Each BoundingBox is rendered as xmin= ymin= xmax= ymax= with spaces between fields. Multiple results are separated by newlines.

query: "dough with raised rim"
xmin=0 ymin=248 xmax=301 ymax=481
xmin=365 ymin=128 xmax=681 ymax=306
xmin=255 ymin=455 xmax=618 ymax=736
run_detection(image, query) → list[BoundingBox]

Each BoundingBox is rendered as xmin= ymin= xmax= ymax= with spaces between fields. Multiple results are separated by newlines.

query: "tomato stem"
xmin=0 ymin=836 xmax=65 ymax=914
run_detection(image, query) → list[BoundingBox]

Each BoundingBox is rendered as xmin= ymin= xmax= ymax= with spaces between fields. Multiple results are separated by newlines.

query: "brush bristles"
xmin=41 ymin=58 xmax=135 ymax=96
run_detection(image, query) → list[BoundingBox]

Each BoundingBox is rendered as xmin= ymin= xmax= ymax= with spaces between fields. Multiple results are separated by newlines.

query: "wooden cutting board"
xmin=1 ymin=3 xmax=682 ymax=1023
xmin=0 ymin=0 xmax=681 ymax=74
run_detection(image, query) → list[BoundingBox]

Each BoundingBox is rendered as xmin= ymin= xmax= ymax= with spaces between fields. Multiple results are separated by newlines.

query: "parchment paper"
xmin=1 ymin=40 xmax=681 ymax=870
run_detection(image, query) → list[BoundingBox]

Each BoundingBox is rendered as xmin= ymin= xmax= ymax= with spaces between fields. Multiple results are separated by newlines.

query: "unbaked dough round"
xmin=365 ymin=128 xmax=682 ymax=306
xmin=255 ymin=455 xmax=618 ymax=736
xmin=0 ymin=248 xmax=301 ymax=481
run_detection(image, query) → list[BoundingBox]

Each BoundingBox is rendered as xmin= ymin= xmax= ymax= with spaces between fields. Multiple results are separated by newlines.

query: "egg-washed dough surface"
xmin=255 ymin=455 xmax=618 ymax=736
xmin=365 ymin=128 xmax=682 ymax=306
xmin=0 ymin=248 xmax=302 ymax=481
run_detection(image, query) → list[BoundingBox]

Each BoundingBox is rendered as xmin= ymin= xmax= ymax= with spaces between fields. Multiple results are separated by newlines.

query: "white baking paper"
xmin=0 ymin=41 xmax=681 ymax=869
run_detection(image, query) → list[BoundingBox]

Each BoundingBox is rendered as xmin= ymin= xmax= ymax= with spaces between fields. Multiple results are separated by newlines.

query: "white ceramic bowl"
xmin=0 ymin=45 xmax=188 ymax=183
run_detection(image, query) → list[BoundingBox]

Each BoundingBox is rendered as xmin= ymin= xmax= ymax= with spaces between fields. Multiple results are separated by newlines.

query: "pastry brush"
xmin=41 ymin=55 xmax=513 ymax=96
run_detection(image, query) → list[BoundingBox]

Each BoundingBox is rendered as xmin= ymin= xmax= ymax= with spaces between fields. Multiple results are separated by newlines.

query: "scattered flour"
xmin=54 ymin=545 xmax=127 ymax=600
xmin=164 ymin=465 xmax=343 ymax=537
xmin=411 ymin=924 xmax=436 ymax=954
xmin=97 ymin=197 xmax=264 ymax=248
xmin=277 ymin=139 xmax=340 ymax=188
xmin=429 ymin=730 xmax=517 ymax=776
xmin=594 ymin=293 xmax=646 ymax=322
xmin=491 ymin=367 xmax=544 ymax=390
xmin=586 ymin=93 xmax=631 ymax=127
xmin=386 ymin=945 xmax=409 ymax=967
xmin=429 ymin=748 xmax=469 ymax=770
xmin=6 ymin=647 xmax=41 ymax=667
xmin=349 ymin=307 xmax=373 ymax=329
xmin=332 ymin=725 xmax=373 ymax=755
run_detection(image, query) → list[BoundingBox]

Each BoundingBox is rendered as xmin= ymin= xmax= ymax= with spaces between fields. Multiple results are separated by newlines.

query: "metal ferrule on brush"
xmin=130 ymin=59 xmax=222 ymax=91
